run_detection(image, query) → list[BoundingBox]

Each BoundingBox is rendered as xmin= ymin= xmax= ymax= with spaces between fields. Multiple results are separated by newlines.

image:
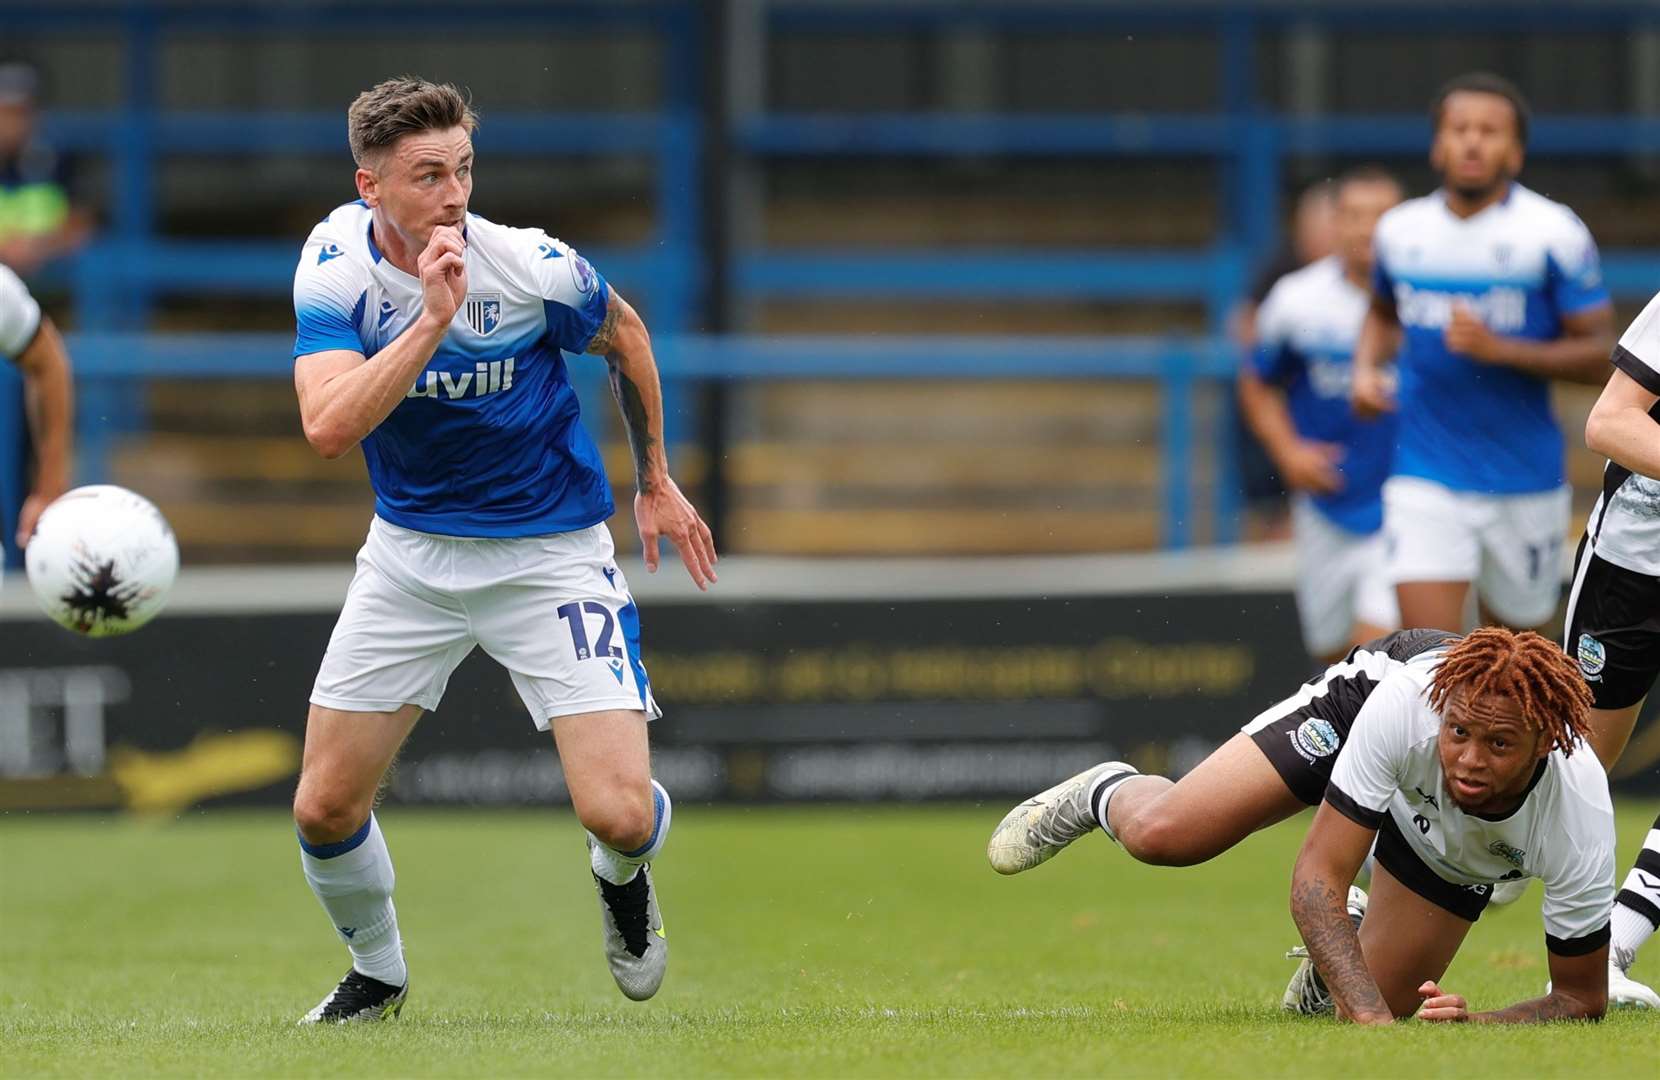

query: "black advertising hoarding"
xmin=1 ymin=592 xmax=1655 ymax=813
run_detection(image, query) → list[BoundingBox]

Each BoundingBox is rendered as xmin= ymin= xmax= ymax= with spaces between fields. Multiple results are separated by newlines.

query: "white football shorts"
xmin=1382 ymin=476 xmax=1570 ymax=629
xmin=1291 ymin=496 xmax=1399 ymax=658
xmin=311 ymin=517 xmax=660 ymax=728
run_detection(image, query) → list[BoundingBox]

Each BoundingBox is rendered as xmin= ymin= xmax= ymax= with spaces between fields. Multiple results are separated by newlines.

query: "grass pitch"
xmin=3 ymin=802 xmax=1657 ymax=1078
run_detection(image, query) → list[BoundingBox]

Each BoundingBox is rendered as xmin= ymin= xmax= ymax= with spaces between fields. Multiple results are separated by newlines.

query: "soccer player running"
xmin=989 ymin=627 xmax=1615 ymax=1023
xmin=289 ymin=79 xmax=716 ymax=1022
xmin=1238 ymin=168 xmax=1403 ymax=662
xmin=1350 ymin=74 xmax=1616 ymax=635
xmin=0 ymin=261 xmax=73 ymax=556
xmin=1562 ymin=288 xmax=1660 ymax=1008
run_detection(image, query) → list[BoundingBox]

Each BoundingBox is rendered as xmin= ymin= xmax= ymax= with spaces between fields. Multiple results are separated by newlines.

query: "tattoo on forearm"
xmin=1290 ymin=877 xmax=1391 ymax=1021
xmin=608 ymin=362 xmax=657 ymax=494
xmin=585 ymin=302 xmax=622 ymax=355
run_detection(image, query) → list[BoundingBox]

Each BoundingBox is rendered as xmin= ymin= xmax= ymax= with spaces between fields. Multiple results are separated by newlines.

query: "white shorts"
xmin=311 ymin=517 xmax=660 ymax=728
xmin=1291 ymin=497 xmax=1399 ymax=658
xmin=1382 ymin=476 xmax=1570 ymax=629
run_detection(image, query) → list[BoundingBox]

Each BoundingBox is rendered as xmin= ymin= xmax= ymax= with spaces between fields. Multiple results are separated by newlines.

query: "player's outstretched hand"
xmin=1277 ymin=439 xmax=1345 ymax=495
xmin=635 ymin=477 xmax=718 ymax=590
xmin=1444 ymin=303 xmax=1501 ymax=363
xmin=1350 ymin=365 xmax=1396 ymax=419
xmin=1415 ymin=981 xmax=1469 ymax=1022
xmin=417 ymin=225 xmax=468 ymax=326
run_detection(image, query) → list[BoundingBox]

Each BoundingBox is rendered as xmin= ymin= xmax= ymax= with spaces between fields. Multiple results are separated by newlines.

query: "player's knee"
xmin=579 ymin=791 xmax=655 ymax=853
xmin=292 ymin=787 xmax=369 ymax=845
xmin=1118 ymin=808 xmax=1210 ymax=867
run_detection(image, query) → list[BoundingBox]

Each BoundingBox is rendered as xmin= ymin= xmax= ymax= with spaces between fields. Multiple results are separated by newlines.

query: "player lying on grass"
xmin=989 ymin=628 xmax=1615 ymax=1023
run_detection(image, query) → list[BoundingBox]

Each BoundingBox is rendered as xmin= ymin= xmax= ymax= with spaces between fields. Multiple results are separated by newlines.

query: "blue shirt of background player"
xmin=1250 ymin=257 xmax=1397 ymax=536
xmin=1371 ymin=185 xmax=1610 ymax=494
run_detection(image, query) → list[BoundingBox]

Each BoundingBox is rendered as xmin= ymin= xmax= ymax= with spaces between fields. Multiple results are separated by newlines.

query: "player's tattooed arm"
xmin=588 ymin=290 xmax=665 ymax=493
xmin=607 ymin=361 xmax=658 ymax=495
xmin=1290 ymin=803 xmax=1393 ymax=1024
xmin=1290 ymin=875 xmax=1393 ymax=1024
xmin=589 ymin=287 xmax=719 ymax=589
xmin=584 ymin=300 xmax=623 ymax=357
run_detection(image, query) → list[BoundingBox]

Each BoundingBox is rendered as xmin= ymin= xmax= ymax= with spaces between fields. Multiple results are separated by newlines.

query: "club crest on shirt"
xmin=1291 ymin=717 xmax=1341 ymax=761
xmin=464 ymin=293 xmax=502 ymax=336
xmin=1576 ymin=634 xmax=1605 ymax=681
xmin=570 ymin=253 xmax=597 ymax=295
xmin=1487 ymin=839 xmax=1526 ymax=869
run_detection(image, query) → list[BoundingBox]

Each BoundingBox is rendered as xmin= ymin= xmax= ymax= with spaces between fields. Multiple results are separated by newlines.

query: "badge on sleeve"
xmin=569 ymin=252 xmax=597 ymax=295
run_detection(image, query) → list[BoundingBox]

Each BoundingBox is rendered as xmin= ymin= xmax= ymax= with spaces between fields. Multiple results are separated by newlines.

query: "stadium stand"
xmin=6 ymin=1 xmax=1659 ymax=561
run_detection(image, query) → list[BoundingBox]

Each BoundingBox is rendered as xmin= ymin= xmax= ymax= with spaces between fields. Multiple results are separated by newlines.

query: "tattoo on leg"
xmin=585 ymin=302 xmax=622 ymax=355
xmin=608 ymin=363 xmax=657 ymax=494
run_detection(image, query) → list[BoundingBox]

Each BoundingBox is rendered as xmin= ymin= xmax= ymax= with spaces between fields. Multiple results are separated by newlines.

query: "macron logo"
xmin=407 ymin=357 xmax=516 ymax=400
xmin=317 ymin=243 xmax=344 ymax=265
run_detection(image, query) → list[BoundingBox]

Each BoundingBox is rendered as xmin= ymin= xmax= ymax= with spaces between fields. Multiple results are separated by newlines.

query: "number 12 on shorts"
xmin=556 ymin=601 xmax=624 ymax=662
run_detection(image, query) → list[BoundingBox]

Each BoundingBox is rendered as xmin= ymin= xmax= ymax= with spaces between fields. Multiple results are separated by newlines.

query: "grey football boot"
xmin=987 ymin=761 xmax=1138 ymax=875
xmin=1282 ymin=886 xmax=1368 ymax=1015
xmin=590 ymin=842 xmax=668 ymax=1001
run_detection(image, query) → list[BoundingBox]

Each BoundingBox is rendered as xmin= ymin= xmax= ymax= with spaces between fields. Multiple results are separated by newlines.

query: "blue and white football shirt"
xmin=1372 ymin=184 xmax=1610 ymax=494
xmin=292 ymin=200 xmax=614 ymax=537
xmin=1251 ymin=256 xmax=1397 ymax=535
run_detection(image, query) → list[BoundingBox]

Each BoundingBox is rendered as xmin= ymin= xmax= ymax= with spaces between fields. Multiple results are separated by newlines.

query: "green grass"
xmin=3 ymin=802 xmax=1657 ymax=1078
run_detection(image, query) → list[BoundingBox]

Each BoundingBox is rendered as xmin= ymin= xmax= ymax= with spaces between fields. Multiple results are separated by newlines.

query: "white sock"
xmin=590 ymin=779 xmax=672 ymax=886
xmin=300 ymin=813 xmax=406 ymax=987
xmin=1611 ymin=820 xmax=1660 ymax=973
xmin=1088 ymin=767 xmax=1141 ymax=843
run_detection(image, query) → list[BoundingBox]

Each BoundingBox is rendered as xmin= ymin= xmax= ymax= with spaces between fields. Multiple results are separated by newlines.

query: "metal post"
xmin=116 ymin=7 xmax=159 ymax=329
xmin=1161 ymin=347 xmax=1194 ymax=550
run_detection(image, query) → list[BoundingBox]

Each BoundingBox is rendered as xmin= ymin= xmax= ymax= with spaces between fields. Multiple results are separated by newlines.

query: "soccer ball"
xmin=25 ymin=485 xmax=179 ymax=637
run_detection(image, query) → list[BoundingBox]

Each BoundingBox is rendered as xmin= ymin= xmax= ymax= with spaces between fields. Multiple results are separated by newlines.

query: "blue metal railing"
xmin=17 ymin=2 xmax=705 ymax=334
xmin=67 ymin=331 xmax=1236 ymax=549
xmin=11 ymin=0 xmax=1660 ymax=553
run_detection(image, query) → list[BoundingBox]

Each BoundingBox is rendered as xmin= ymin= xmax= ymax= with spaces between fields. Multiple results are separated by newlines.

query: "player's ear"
xmin=356 ymin=166 xmax=379 ymax=208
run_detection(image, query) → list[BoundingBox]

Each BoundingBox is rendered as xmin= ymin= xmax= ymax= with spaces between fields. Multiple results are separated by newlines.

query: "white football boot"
xmin=986 ymin=762 xmax=1138 ymax=875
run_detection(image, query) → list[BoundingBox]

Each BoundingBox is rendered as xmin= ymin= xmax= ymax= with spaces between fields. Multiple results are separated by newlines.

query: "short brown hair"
xmin=1426 ymin=628 xmax=1593 ymax=756
xmin=1337 ymin=163 xmax=1401 ymax=196
xmin=347 ymin=77 xmax=478 ymax=166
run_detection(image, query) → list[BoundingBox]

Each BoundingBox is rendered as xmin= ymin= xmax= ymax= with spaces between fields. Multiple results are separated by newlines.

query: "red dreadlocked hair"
xmin=1426 ymin=627 xmax=1594 ymax=756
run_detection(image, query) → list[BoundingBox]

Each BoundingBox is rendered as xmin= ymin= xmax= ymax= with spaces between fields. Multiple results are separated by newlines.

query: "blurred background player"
xmin=1230 ymin=180 xmax=1340 ymax=541
xmin=1238 ymin=167 xmax=1403 ymax=662
xmin=1565 ymin=287 xmax=1660 ymax=1008
xmin=289 ymin=78 xmax=716 ymax=1023
xmin=0 ymin=60 xmax=87 ymax=570
xmin=0 ymin=261 xmax=73 ymax=562
xmin=0 ymin=61 xmax=92 ymax=276
xmin=1351 ymin=73 xmax=1616 ymax=634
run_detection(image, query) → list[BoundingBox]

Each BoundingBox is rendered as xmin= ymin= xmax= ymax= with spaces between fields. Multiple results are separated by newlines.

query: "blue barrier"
xmin=67 ymin=331 xmax=1235 ymax=550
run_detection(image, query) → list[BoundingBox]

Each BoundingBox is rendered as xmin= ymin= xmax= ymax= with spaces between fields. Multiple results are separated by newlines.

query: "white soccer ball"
xmin=24 ymin=485 xmax=179 ymax=637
